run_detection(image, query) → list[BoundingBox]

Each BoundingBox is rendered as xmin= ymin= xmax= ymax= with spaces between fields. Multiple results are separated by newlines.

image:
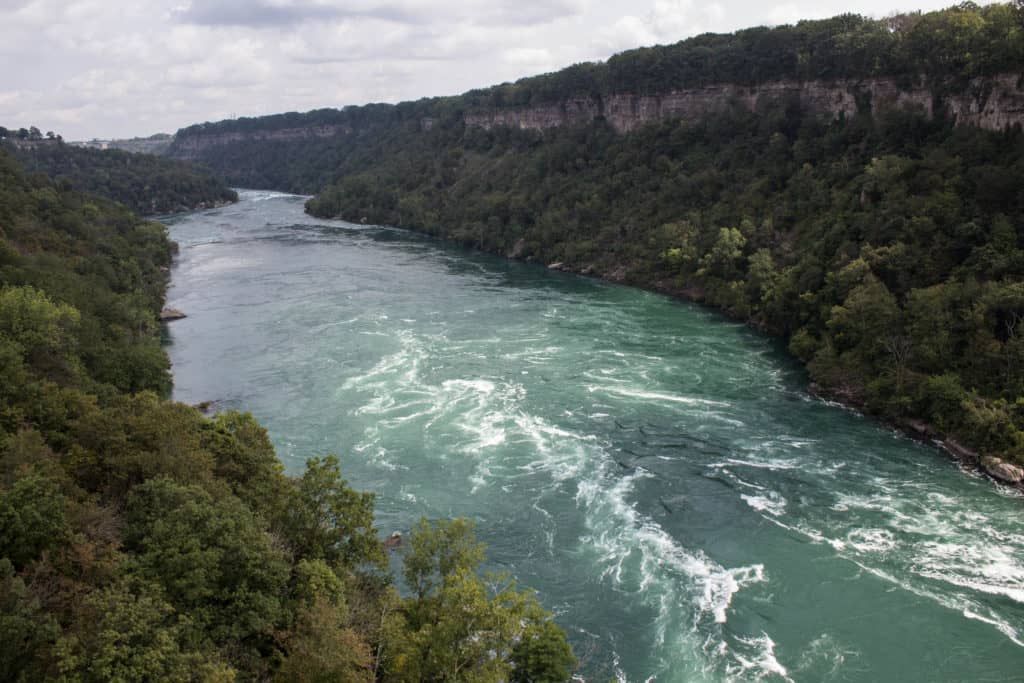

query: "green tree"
xmin=281 ymin=455 xmax=384 ymax=571
xmin=54 ymin=582 xmax=201 ymax=683
xmin=386 ymin=519 xmax=574 ymax=683
xmin=699 ymin=227 xmax=747 ymax=280
xmin=0 ymin=558 xmax=59 ymax=682
xmin=0 ymin=473 xmax=66 ymax=569
xmin=124 ymin=478 xmax=289 ymax=654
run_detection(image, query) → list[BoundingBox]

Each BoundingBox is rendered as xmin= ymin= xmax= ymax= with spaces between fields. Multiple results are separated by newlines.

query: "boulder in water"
xmin=160 ymin=307 xmax=187 ymax=321
xmin=981 ymin=456 xmax=1024 ymax=484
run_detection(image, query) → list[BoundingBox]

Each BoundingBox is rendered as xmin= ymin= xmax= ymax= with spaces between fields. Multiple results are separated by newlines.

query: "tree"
xmin=385 ymin=518 xmax=574 ymax=683
xmin=124 ymin=478 xmax=290 ymax=653
xmin=53 ymin=582 xmax=202 ymax=683
xmin=275 ymin=597 xmax=373 ymax=683
xmin=0 ymin=473 xmax=66 ymax=569
xmin=0 ymin=559 xmax=59 ymax=682
xmin=403 ymin=517 xmax=484 ymax=601
xmin=827 ymin=274 xmax=901 ymax=360
xmin=281 ymin=455 xmax=384 ymax=571
xmin=0 ymin=286 xmax=82 ymax=383
xmin=699 ymin=227 xmax=747 ymax=280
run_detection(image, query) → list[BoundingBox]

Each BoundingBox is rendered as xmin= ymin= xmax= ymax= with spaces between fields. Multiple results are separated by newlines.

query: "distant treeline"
xmin=174 ymin=3 xmax=1024 ymax=135
xmin=0 ymin=148 xmax=574 ymax=680
xmin=3 ymin=134 xmax=237 ymax=215
xmin=169 ymin=3 xmax=1024 ymax=191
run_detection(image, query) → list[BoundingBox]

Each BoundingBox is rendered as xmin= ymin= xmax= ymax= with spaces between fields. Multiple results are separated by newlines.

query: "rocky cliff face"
xmin=169 ymin=74 xmax=1024 ymax=158
xmin=169 ymin=123 xmax=352 ymax=160
xmin=463 ymin=74 xmax=1024 ymax=133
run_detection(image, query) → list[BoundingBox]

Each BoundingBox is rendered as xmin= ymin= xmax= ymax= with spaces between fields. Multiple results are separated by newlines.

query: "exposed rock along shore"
xmin=159 ymin=307 xmax=187 ymax=321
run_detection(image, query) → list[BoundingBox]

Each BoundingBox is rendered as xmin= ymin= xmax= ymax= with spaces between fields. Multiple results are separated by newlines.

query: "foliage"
xmin=5 ymin=138 xmax=237 ymax=215
xmin=382 ymin=519 xmax=575 ymax=683
xmin=0 ymin=147 xmax=573 ymax=681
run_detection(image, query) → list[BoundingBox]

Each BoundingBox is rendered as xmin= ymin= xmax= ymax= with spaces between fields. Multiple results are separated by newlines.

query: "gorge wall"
xmin=168 ymin=123 xmax=355 ymax=160
xmin=168 ymin=74 xmax=1024 ymax=160
xmin=462 ymin=74 xmax=1024 ymax=133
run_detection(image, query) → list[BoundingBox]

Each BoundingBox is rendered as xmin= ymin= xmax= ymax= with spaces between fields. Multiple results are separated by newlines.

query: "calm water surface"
xmin=165 ymin=191 xmax=1024 ymax=682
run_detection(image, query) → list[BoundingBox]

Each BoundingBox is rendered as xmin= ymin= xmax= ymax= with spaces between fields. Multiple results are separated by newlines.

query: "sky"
xmin=1 ymin=0 xmax=972 ymax=140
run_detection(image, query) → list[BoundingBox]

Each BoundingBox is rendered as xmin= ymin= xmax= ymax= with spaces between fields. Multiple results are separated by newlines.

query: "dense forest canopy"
xmin=2 ymin=133 xmax=237 ymax=215
xmin=0 ymin=148 xmax=574 ymax=680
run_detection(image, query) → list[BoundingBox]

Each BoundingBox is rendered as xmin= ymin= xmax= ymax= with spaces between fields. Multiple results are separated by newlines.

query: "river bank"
xmin=323 ymin=209 xmax=1024 ymax=495
xmin=166 ymin=191 xmax=1024 ymax=680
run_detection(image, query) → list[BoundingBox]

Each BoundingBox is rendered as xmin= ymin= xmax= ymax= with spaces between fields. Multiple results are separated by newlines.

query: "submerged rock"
xmin=507 ymin=238 xmax=526 ymax=259
xmin=194 ymin=400 xmax=217 ymax=413
xmin=943 ymin=439 xmax=980 ymax=464
xmin=159 ymin=307 xmax=187 ymax=321
xmin=981 ymin=456 xmax=1024 ymax=484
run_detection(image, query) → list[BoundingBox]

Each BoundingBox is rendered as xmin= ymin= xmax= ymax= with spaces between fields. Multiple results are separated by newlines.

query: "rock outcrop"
xmin=159 ymin=307 xmax=187 ymax=321
xmin=464 ymin=74 xmax=1024 ymax=134
xmin=169 ymin=124 xmax=354 ymax=161
xmin=167 ymin=74 xmax=1024 ymax=164
xmin=981 ymin=456 xmax=1024 ymax=484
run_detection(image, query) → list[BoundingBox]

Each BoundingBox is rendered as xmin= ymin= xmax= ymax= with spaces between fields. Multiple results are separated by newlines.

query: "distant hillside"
xmin=166 ymin=3 xmax=1024 ymax=192
xmin=4 ymin=136 xmax=236 ymax=214
xmin=73 ymin=133 xmax=173 ymax=156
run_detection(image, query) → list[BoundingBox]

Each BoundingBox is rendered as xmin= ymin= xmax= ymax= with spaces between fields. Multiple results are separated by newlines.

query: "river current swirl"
xmin=165 ymin=191 xmax=1024 ymax=681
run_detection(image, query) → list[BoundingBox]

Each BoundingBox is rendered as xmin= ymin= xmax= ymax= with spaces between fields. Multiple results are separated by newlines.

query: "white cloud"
xmin=0 ymin=0 xmax=971 ymax=139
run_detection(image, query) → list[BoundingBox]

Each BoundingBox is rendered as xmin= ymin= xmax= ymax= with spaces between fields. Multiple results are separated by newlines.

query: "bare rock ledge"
xmin=981 ymin=456 xmax=1024 ymax=485
xmin=159 ymin=307 xmax=187 ymax=321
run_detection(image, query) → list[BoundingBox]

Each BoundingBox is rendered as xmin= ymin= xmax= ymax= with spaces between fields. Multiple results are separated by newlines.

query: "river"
xmin=164 ymin=190 xmax=1024 ymax=682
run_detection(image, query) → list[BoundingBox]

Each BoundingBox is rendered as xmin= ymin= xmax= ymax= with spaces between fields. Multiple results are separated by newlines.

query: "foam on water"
xmin=592 ymin=385 xmax=730 ymax=407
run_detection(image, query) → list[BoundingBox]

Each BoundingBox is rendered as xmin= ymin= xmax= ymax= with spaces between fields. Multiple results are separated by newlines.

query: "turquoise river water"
xmin=164 ymin=191 xmax=1024 ymax=682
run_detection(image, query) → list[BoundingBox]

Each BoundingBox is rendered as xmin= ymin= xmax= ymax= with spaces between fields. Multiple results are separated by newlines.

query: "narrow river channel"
xmin=165 ymin=191 xmax=1024 ymax=682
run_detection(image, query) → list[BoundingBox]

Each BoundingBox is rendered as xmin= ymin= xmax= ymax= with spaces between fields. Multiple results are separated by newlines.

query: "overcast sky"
xmin=2 ymin=0 xmax=969 ymax=140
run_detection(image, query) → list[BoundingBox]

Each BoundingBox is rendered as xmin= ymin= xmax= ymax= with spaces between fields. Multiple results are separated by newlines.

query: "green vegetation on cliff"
xmin=3 ymin=135 xmax=237 ymax=215
xmin=466 ymin=0 xmax=1024 ymax=105
xmin=0 ymin=148 xmax=573 ymax=681
xmin=170 ymin=3 xmax=1024 ymax=193
xmin=305 ymin=4 xmax=1024 ymax=468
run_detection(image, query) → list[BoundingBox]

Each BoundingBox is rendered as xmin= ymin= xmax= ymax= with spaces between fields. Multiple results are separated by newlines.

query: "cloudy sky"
xmin=2 ymin=0 xmax=968 ymax=140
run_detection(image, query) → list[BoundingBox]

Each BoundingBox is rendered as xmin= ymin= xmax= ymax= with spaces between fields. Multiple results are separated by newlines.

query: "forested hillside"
xmin=3 ymin=132 xmax=237 ymax=215
xmin=0 ymin=148 xmax=573 ymax=681
xmin=168 ymin=3 xmax=1024 ymax=192
xmin=303 ymin=3 xmax=1024 ymax=473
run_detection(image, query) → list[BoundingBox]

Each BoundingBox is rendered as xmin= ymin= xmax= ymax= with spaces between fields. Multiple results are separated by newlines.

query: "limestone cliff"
xmin=464 ymin=74 xmax=1024 ymax=133
xmin=169 ymin=123 xmax=353 ymax=160
xmin=168 ymin=74 xmax=1024 ymax=159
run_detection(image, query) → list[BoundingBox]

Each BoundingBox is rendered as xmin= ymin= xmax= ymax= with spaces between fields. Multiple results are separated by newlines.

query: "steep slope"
xmin=0 ymin=148 xmax=574 ymax=682
xmin=166 ymin=4 xmax=1024 ymax=192
xmin=5 ymin=136 xmax=237 ymax=214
